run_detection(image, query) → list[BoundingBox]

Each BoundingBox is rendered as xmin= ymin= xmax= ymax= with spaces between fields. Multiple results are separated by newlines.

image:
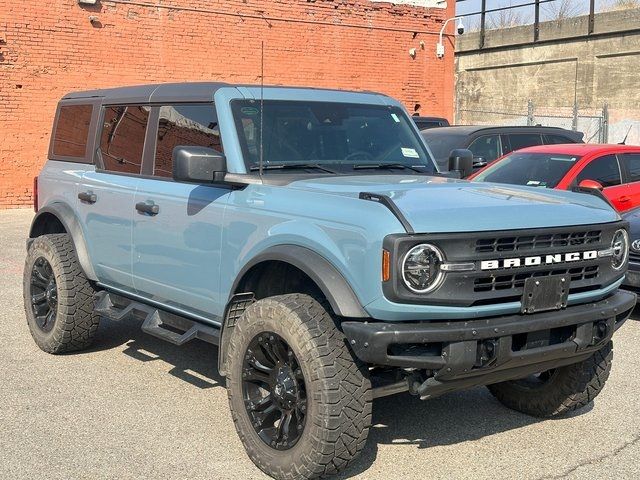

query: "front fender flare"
xmin=230 ymin=244 xmax=369 ymax=318
xmin=28 ymin=204 xmax=97 ymax=281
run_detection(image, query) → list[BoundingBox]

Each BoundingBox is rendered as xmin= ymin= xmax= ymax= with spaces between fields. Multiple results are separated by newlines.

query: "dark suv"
xmin=421 ymin=125 xmax=584 ymax=172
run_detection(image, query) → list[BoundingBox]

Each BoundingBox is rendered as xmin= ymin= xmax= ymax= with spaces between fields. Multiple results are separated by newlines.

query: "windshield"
xmin=471 ymin=152 xmax=582 ymax=188
xmin=231 ymin=100 xmax=436 ymax=174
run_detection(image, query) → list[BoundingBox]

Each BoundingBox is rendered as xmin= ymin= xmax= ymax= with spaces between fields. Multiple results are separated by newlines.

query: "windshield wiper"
xmin=352 ymin=163 xmax=426 ymax=174
xmin=249 ymin=163 xmax=338 ymax=174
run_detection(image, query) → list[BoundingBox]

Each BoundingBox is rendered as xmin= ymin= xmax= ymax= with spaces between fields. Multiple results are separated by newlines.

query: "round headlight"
xmin=611 ymin=229 xmax=629 ymax=270
xmin=401 ymin=243 xmax=444 ymax=293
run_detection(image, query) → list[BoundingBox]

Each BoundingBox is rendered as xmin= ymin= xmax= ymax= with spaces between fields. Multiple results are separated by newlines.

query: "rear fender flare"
xmin=28 ymin=203 xmax=97 ymax=281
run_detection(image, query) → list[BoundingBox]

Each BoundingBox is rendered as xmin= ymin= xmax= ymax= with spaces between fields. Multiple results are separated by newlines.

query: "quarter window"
xmin=99 ymin=106 xmax=149 ymax=174
xmin=52 ymin=104 xmax=93 ymax=159
xmin=576 ymin=155 xmax=622 ymax=187
xmin=154 ymin=104 xmax=222 ymax=178
xmin=621 ymin=153 xmax=640 ymax=183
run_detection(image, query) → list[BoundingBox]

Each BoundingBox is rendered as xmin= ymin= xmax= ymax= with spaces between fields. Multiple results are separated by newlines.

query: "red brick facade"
xmin=0 ymin=0 xmax=455 ymax=208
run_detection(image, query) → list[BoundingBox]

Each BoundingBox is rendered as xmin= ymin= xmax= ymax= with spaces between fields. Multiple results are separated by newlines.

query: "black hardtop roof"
xmin=421 ymin=125 xmax=581 ymax=136
xmin=61 ymin=82 xmax=381 ymax=104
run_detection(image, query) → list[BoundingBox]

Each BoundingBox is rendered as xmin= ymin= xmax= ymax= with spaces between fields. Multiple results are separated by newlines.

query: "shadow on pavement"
xmin=85 ymin=315 xmax=601 ymax=479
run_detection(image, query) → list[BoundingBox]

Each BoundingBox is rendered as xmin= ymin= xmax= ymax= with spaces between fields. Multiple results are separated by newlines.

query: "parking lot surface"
xmin=1 ymin=208 xmax=639 ymax=479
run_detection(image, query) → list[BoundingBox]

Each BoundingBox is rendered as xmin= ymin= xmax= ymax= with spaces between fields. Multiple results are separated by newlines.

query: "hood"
xmin=285 ymin=175 xmax=620 ymax=233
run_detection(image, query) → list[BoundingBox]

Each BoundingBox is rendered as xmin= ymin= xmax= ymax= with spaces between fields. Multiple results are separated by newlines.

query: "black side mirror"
xmin=448 ymin=149 xmax=474 ymax=178
xmin=172 ymin=146 xmax=226 ymax=183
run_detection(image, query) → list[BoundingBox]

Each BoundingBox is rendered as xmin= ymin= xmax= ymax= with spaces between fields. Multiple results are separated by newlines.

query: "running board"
xmin=94 ymin=291 xmax=220 ymax=346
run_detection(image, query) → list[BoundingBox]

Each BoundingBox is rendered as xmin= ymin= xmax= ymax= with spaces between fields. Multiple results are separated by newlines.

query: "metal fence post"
xmin=602 ymin=102 xmax=609 ymax=143
xmin=572 ymin=102 xmax=579 ymax=131
xmin=480 ymin=0 xmax=486 ymax=49
xmin=527 ymin=100 xmax=535 ymax=126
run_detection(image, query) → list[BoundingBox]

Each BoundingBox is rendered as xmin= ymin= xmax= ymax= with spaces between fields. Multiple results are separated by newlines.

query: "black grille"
xmin=476 ymin=230 xmax=601 ymax=253
xmin=474 ymin=266 xmax=599 ymax=292
xmin=630 ymin=252 xmax=640 ymax=263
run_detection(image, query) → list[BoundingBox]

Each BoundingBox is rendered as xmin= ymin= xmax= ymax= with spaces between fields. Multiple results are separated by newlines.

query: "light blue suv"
xmin=25 ymin=83 xmax=635 ymax=479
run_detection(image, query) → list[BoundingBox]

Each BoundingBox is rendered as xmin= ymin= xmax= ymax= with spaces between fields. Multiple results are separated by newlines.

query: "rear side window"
xmin=154 ymin=104 xmax=222 ymax=178
xmin=577 ymin=154 xmax=622 ymax=187
xmin=508 ymin=133 xmax=543 ymax=151
xmin=621 ymin=153 xmax=640 ymax=183
xmin=544 ymin=134 xmax=576 ymax=145
xmin=99 ymin=106 xmax=149 ymax=174
xmin=52 ymin=104 xmax=93 ymax=159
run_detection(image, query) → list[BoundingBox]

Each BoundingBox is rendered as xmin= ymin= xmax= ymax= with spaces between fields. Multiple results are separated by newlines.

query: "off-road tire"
xmin=487 ymin=341 xmax=613 ymax=417
xmin=23 ymin=234 xmax=99 ymax=353
xmin=226 ymin=294 xmax=372 ymax=480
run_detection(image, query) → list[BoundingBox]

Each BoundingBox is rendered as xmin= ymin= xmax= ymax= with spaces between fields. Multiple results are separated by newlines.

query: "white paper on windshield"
xmin=391 ymin=113 xmax=400 ymax=123
xmin=401 ymin=147 xmax=420 ymax=158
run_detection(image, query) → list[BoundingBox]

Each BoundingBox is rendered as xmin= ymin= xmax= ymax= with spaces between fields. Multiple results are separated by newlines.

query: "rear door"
xmin=617 ymin=152 xmax=640 ymax=211
xmin=574 ymin=154 xmax=628 ymax=211
xmin=77 ymin=104 xmax=150 ymax=291
xmin=132 ymin=103 xmax=230 ymax=320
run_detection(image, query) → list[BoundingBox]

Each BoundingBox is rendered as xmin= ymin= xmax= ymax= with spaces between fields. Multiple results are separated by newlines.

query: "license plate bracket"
xmin=521 ymin=275 xmax=570 ymax=314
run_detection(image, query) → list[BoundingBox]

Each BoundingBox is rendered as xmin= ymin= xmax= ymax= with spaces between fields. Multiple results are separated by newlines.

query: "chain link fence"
xmin=457 ymin=101 xmax=609 ymax=143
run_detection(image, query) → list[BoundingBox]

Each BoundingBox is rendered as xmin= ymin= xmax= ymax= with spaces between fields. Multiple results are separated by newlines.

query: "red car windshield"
xmin=471 ymin=152 xmax=582 ymax=188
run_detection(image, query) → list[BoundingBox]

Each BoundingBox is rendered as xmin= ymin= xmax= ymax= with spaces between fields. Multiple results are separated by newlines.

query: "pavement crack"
xmin=536 ymin=433 xmax=640 ymax=480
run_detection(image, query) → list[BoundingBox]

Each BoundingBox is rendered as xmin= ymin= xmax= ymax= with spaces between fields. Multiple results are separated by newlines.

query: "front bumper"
xmin=342 ymin=290 xmax=636 ymax=399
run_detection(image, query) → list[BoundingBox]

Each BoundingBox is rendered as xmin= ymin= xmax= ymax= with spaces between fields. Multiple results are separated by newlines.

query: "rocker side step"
xmin=94 ymin=291 xmax=220 ymax=346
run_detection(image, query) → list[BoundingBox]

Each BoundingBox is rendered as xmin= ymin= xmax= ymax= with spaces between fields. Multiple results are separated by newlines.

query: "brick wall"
xmin=0 ymin=0 xmax=455 ymax=208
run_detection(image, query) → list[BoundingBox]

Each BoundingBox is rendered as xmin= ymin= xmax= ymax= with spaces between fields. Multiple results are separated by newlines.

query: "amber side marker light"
xmin=382 ymin=249 xmax=391 ymax=282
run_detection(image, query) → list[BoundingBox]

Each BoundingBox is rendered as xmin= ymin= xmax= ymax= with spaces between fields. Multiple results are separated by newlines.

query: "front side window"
xmin=472 ymin=152 xmax=581 ymax=188
xmin=231 ymin=100 xmax=436 ymax=174
xmin=154 ymin=104 xmax=222 ymax=178
xmin=620 ymin=153 xmax=640 ymax=183
xmin=52 ymin=104 xmax=93 ymax=159
xmin=468 ymin=135 xmax=501 ymax=162
xmin=576 ymin=155 xmax=622 ymax=187
xmin=99 ymin=106 xmax=149 ymax=174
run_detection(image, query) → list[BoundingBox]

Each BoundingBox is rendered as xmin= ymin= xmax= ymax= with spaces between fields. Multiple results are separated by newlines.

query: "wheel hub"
xmin=30 ymin=257 xmax=58 ymax=333
xmin=242 ymin=332 xmax=307 ymax=450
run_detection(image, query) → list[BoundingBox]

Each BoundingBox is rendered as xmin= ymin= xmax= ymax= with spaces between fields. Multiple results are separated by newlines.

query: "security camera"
xmin=457 ymin=19 xmax=465 ymax=35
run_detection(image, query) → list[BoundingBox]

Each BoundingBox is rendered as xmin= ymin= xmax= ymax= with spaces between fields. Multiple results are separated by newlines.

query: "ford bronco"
xmin=25 ymin=83 xmax=635 ymax=479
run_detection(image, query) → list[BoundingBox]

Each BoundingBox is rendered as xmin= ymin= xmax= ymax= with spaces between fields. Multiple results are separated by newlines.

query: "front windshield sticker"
xmin=391 ymin=113 xmax=400 ymax=123
xmin=401 ymin=147 xmax=419 ymax=158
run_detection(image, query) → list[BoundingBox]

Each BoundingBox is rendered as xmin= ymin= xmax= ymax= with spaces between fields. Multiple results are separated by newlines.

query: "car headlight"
xmin=611 ymin=229 xmax=629 ymax=270
xmin=401 ymin=243 xmax=444 ymax=293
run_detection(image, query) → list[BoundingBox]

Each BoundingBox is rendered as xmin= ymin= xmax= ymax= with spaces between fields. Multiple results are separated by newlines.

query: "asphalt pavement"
xmin=1 ymin=208 xmax=639 ymax=479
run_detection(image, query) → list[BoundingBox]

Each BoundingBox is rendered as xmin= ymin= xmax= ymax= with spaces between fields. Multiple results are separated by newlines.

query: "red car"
xmin=469 ymin=144 xmax=640 ymax=212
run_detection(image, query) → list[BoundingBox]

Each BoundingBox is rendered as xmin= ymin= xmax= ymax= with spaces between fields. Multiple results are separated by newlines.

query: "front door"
xmin=132 ymin=103 xmax=229 ymax=321
xmin=574 ymin=154 xmax=627 ymax=211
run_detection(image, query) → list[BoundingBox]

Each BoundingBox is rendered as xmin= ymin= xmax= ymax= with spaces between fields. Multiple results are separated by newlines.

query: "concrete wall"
xmin=455 ymin=8 xmax=640 ymax=145
xmin=0 ymin=0 xmax=454 ymax=208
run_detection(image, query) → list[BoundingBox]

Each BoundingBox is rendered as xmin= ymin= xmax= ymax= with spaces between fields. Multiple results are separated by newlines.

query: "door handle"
xmin=135 ymin=201 xmax=159 ymax=215
xmin=78 ymin=191 xmax=97 ymax=204
xmin=619 ymin=196 xmax=631 ymax=203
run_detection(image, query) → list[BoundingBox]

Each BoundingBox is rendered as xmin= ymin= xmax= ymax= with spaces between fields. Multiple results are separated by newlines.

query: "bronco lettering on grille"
xmin=480 ymin=250 xmax=598 ymax=270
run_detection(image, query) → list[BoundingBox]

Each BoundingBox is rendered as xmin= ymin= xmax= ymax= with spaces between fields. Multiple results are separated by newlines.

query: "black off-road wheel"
xmin=226 ymin=294 xmax=372 ymax=480
xmin=487 ymin=341 xmax=613 ymax=418
xmin=23 ymin=234 xmax=100 ymax=354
